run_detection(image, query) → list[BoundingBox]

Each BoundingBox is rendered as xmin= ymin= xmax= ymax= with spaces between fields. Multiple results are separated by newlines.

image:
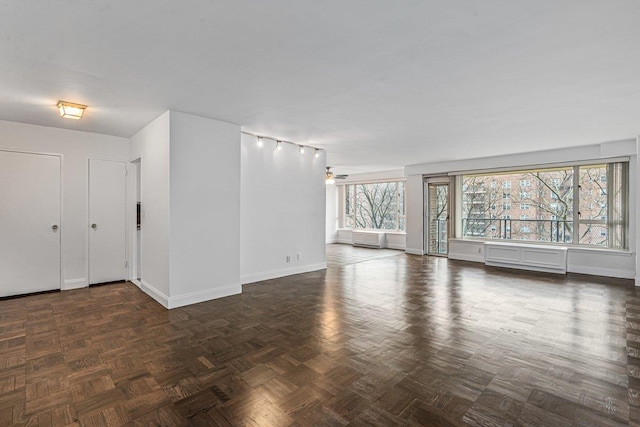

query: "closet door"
xmin=89 ymin=159 xmax=127 ymax=284
xmin=0 ymin=150 xmax=61 ymax=297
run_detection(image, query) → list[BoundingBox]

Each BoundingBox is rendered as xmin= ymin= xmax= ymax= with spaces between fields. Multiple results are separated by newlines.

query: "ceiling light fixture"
xmin=241 ymin=131 xmax=322 ymax=157
xmin=326 ymin=167 xmax=336 ymax=185
xmin=56 ymin=101 xmax=86 ymax=120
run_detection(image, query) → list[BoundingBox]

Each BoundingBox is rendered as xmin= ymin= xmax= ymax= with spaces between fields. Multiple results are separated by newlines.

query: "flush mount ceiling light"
xmin=57 ymin=101 xmax=86 ymax=120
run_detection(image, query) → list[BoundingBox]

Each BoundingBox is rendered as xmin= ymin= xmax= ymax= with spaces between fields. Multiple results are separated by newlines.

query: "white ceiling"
xmin=2 ymin=1 xmax=640 ymax=174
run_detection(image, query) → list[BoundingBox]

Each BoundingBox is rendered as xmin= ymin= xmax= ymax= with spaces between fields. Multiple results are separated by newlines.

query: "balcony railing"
xmin=462 ymin=218 xmax=573 ymax=243
xmin=430 ymin=219 xmax=448 ymax=254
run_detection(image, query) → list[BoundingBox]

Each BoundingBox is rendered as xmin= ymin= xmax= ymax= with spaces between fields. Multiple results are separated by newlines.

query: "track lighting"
xmin=242 ymin=131 xmax=323 ymax=157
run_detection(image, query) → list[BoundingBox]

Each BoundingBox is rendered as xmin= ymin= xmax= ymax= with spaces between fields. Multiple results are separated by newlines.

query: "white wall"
xmin=169 ymin=112 xmax=241 ymax=306
xmin=0 ymin=120 xmax=129 ymax=289
xmin=406 ymin=139 xmax=638 ymax=280
xmin=405 ymin=175 xmax=424 ymax=255
xmin=326 ymin=184 xmax=337 ymax=243
xmin=130 ymin=112 xmax=171 ymax=300
xmin=240 ymin=133 xmax=326 ymax=284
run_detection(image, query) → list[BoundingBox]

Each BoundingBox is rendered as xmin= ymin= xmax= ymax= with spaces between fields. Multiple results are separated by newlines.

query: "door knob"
xmin=52 ymin=225 xmax=59 ymax=231
xmin=91 ymin=224 xmax=97 ymax=229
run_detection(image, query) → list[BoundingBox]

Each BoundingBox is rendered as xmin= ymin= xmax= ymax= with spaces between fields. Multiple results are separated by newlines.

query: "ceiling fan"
xmin=326 ymin=167 xmax=348 ymax=184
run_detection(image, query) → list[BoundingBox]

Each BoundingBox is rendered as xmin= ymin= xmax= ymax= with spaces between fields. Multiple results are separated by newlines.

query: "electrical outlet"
xmin=477 ymin=247 xmax=482 ymax=254
xmin=286 ymin=255 xmax=291 ymax=263
xmin=296 ymin=254 xmax=301 ymax=261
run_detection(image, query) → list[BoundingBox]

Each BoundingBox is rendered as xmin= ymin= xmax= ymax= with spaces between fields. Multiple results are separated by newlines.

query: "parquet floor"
xmin=1 ymin=244 xmax=639 ymax=426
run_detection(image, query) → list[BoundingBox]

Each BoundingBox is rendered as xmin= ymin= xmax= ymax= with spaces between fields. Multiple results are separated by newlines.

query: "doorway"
xmin=0 ymin=150 xmax=61 ymax=296
xmin=88 ymin=158 xmax=127 ymax=285
xmin=424 ymin=178 xmax=450 ymax=256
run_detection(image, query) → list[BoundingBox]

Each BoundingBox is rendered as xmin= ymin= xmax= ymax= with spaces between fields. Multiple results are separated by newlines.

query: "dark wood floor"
xmin=1 ymin=244 xmax=639 ymax=426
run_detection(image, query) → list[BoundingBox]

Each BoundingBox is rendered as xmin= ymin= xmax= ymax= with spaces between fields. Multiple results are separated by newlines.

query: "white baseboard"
xmin=62 ymin=278 xmax=87 ymax=290
xmin=448 ymin=253 xmax=484 ymax=263
xmin=387 ymin=243 xmax=406 ymax=250
xmin=168 ymin=284 xmax=241 ymax=309
xmin=241 ymin=262 xmax=327 ymax=285
xmin=140 ymin=280 xmax=170 ymax=308
xmin=636 ymin=276 xmax=640 ymax=286
xmin=336 ymin=238 xmax=351 ymax=245
xmin=568 ymin=265 xmax=635 ymax=279
xmin=140 ymin=280 xmax=242 ymax=309
xmin=326 ymin=239 xmax=337 ymax=244
xmin=130 ymin=279 xmax=142 ymax=288
xmin=405 ymin=248 xmax=424 ymax=256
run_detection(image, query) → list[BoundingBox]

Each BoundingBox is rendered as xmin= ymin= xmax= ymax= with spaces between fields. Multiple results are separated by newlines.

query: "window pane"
xmin=347 ymin=181 xmax=405 ymax=230
xmin=609 ymin=162 xmax=627 ymax=249
xmin=578 ymin=222 xmax=607 ymax=246
xmin=462 ymin=167 xmax=574 ymax=243
xmin=398 ymin=181 xmax=405 ymax=216
xmin=345 ymin=185 xmax=353 ymax=215
xmin=578 ymin=165 xmax=607 ymax=246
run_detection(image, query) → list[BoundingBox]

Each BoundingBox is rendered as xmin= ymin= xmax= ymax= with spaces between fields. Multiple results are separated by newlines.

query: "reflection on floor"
xmin=0 ymin=244 xmax=638 ymax=425
xmin=326 ymin=243 xmax=403 ymax=268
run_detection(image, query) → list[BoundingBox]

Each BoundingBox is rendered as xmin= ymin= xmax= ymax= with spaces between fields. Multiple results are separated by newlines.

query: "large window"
xmin=344 ymin=181 xmax=405 ymax=231
xmin=460 ymin=162 xmax=628 ymax=248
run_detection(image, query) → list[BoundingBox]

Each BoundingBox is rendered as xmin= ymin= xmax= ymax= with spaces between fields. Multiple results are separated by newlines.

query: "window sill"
xmin=449 ymin=238 xmax=632 ymax=255
xmin=337 ymin=228 xmax=406 ymax=235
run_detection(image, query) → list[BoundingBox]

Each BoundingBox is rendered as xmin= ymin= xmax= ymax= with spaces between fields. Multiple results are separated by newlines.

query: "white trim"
xmin=387 ymin=243 xmax=406 ymax=250
xmin=405 ymin=248 xmax=424 ymax=255
xmin=62 ymin=278 xmax=87 ymax=290
xmin=449 ymin=252 xmax=484 ymax=263
xmin=448 ymin=156 xmax=631 ymax=177
xmin=326 ymin=239 xmax=337 ymax=244
xmin=241 ymin=262 xmax=327 ymax=285
xmin=168 ymin=284 xmax=242 ymax=309
xmin=140 ymin=280 xmax=169 ymax=308
xmin=568 ymin=264 xmax=635 ymax=279
xmin=130 ymin=279 xmax=142 ymax=288
xmin=337 ymin=177 xmax=406 ymax=185
xmin=405 ymin=139 xmax=636 ymax=176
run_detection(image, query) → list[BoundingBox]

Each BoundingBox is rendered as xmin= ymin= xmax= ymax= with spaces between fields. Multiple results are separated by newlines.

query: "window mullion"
xmin=607 ymin=163 xmax=613 ymax=248
xmin=572 ymin=166 xmax=580 ymax=244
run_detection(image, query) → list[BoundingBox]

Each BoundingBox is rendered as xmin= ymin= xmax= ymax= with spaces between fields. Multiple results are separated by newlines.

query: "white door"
xmin=0 ymin=151 xmax=61 ymax=297
xmin=89 ymin=159 xmax=126 ymax=284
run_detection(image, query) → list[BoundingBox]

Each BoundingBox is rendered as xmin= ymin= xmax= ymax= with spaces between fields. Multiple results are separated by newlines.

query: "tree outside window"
xmin=344 ymin=182 xmax=405 ymax=231
xmin=460 ymin=163 xmax=627 ymax=248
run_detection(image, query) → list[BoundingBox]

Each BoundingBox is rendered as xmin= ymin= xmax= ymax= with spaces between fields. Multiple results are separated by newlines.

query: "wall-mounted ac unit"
xmin=352 ymin=231 xmax=386 ymax=248
xmin=484 ymin=242 xmax=567 ymax=274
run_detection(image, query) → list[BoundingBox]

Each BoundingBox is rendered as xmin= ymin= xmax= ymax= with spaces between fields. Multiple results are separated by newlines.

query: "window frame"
xmin=341 ymin=180 xmax=407 ymax=232
xmin=456 ymin=161 xmax=629 ymax=249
